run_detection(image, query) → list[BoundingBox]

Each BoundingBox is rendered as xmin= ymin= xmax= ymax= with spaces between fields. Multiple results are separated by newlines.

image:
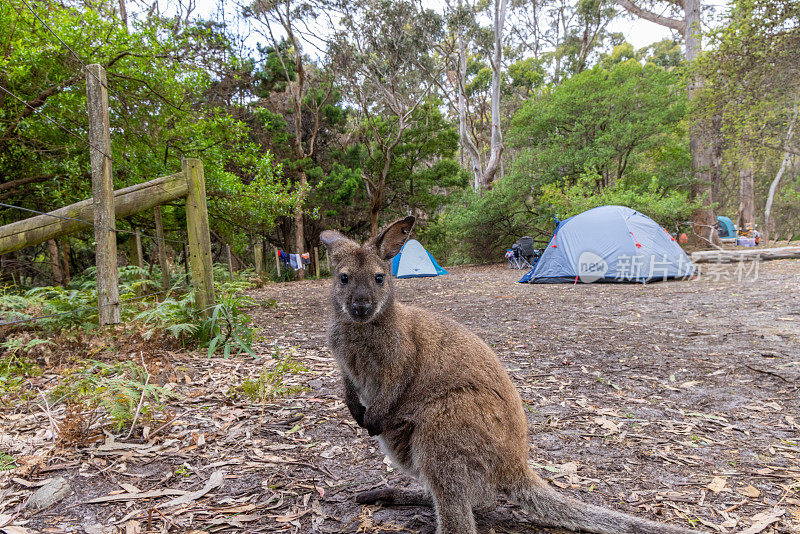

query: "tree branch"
xmin=0 ymin=174 xmax=55 ymax=193
xmin=614 ymin=0 xmax=685 ymax=32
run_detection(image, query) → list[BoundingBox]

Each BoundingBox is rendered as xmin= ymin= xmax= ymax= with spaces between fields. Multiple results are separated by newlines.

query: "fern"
xmin=237 ymin=351 xmax=307 ymax=403
xmin=51 ymin=360 xmax=179 ymax=432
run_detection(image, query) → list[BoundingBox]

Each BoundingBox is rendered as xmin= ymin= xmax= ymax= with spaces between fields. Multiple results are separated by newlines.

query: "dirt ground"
xmin=2 ymin=260 xmax=799 ymax=533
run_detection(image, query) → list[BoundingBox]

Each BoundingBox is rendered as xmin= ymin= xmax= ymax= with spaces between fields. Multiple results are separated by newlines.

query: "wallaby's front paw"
xmin=349 ymin=403 xmax=366 ymax=428
xmin=363 ymin=409 xmax=383 ymax=436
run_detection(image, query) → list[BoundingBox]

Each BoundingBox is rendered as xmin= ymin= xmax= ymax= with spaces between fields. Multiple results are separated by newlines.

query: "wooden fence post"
xmin=314 ymin=246 xmax=319 ymax=278
xmin=254 ymin=242 xmax=263 ymax=274
xmin=131 ymin=228 xmax=144 ymax=295
xmin=183 ymin=158 xmax=215 ymax=316
xmin=183 ymin=243 xmax=190 ymax=283
xmin=86 ymin=64 xmax=120 ymax=326
xmin=274 ymin=245 xmax=281 ymax=277
xmin=226 ymin=244 xmax=234 ymax=281
xmin=130 ymin=229 xmax=144 ymax=269
xmin=153 ymin=206 xmax=170 ymax=291
xmin=325 ymin=248 xmax=330 ymax=273
xmin=60 ymin=238 xmax=71 ymax=284
xmin=47 ymin=239 xmax=64 ymax=285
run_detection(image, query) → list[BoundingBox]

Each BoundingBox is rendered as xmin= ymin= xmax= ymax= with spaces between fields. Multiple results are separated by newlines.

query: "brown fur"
xmin=321 ymin=217 xmax=695 ymax=534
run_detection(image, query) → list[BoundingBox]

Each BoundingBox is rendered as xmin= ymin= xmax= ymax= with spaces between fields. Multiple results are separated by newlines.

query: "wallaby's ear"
xmin=320 ymin=230 xmax=358 ymax=269
xmin=320 ymin=230 xmax=348 ymax=251
xmin=371 ymin=216 xmax=415 ymax=261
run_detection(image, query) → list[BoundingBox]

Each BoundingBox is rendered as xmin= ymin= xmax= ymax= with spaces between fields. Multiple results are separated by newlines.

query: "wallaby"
xmin=321 ymin=216 xmax=695 ymax=534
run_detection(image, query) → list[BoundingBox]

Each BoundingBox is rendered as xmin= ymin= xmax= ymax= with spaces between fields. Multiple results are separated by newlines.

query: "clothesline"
xmin=277 ymin=249 xmax=311 ymax=271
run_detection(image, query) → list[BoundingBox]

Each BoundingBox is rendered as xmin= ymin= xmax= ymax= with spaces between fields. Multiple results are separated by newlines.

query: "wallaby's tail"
xmin=510 ymin=473 xmax=695 ymax=534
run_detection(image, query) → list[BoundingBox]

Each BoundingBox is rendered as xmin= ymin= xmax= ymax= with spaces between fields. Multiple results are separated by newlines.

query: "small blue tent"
xmin=519 ymin=205 xmax=695 ymax=284
xmin=391 ymin=239 xmax=448 ymax=278
xmin=716 ymin=216 xmax=737 ymax=239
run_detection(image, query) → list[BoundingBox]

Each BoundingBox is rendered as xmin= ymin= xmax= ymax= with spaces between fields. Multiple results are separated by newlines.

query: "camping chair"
xmin=518 ymin=236 xmax=538 ymax=266
xmin=507 ymin=247 xmax=525 ymax=269
xmin=506 ymin=241 xmax=532 ymax=269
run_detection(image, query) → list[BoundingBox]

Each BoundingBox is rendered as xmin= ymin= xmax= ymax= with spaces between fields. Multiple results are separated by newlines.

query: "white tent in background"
xmin=391 ymin=239 xmax=448 ymax=278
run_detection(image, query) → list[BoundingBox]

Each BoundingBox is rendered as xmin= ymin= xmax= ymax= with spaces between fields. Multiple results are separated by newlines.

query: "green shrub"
xmin=540 ymin=173 xmax=701 ymax=232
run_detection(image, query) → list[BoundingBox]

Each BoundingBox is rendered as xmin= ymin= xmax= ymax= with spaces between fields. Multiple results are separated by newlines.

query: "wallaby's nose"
xmin=351 ymin=299 xmax=372 ymax=319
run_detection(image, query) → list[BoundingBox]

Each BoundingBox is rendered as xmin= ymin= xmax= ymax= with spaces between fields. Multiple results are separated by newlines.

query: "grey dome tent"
xmin=519 ymin=205 xmax=695 ymax=284
xmin=391 ymin=239 xmax=448 ymax=278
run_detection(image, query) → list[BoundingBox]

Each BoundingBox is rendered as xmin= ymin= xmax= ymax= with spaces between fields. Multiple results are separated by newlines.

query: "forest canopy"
xmin=1 ymin=0 xmax=798 ymax=276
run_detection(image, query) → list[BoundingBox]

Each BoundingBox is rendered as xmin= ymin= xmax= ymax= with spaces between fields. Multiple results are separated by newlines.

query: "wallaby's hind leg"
xmin=430 ymin=487 xmax=476 ymax=534
xmin=355 ymin=487 xmax=432 ymax=507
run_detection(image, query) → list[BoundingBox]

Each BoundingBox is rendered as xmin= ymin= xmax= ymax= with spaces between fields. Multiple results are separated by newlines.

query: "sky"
xmin=183 ymin=0 xmax=731 ymax=60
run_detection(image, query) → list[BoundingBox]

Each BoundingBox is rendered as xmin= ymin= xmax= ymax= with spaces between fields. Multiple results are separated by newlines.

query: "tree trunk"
xmin=47 ymin=239 xmax=64 ymax=285
xmin=153 ymin=205 xmax=170 ymax=291
xmin=456 ymin=0 xmax=507 ymax=191
xmin=60 ymin=239 xmax=70 ymax=284
xmin=369 ymin=202 xmax=381 ymax=240
xmin=479 ymin=0 xmax=508 ymax=190
xmin=737 ymin=165 xmax=755 ymax=230
xmin=119 ymin=0 xmax=128 ymax=27
xmin=129 ymin=228 xmax=144 ymax=269
xmin=692 ymin=246 xmax=800 ymax=264
xmin=685 ymin=0 xmax=718 ymax=246
xmin=457 ymin=29 xmax=484 ymax=189
xmin=764 ymin=98 xmax=798 ymax=244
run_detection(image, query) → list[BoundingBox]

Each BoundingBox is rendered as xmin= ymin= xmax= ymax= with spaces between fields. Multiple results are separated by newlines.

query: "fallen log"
xmin=0 ymin=172 xmax=187 ymax=256
xmin=691 ymin=246 xmax=800 ymax=264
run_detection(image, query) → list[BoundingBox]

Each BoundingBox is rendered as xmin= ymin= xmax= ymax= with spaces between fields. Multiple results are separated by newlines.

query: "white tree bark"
xmin=479 ymin=0 xmax=508 ymax=189
xmin=457 ymin=30 xmax=484 ymax=189
xmin=455 ymin=0 xmax=508 ymax=191
xmin=764 ymin=97 xmax=798 ymax=243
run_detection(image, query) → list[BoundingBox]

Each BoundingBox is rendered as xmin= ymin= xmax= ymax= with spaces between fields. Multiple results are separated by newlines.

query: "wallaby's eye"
xmin=339 ymin=273 xmax=349 ymax=285
xmin=375 ymin=274 xmax=385 ymax=285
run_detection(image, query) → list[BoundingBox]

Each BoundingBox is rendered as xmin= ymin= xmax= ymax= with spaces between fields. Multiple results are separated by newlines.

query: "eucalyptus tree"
xmin=614 ymin=0 xmax=720 ymax=244
xmin=698 ymin=0 xmax=800 ymax=242
xmin=511 ymin=0 xmax=618 ymax=83
xmin=449 ymin=0 xmax=508 ymax=190
xmin=330 ymin=0 xmax=444 ymax=236
xmin=245 ymin=0 xmax=336 ymax=278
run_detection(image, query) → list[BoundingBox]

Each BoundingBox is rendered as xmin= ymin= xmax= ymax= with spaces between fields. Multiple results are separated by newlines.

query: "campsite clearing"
xmin=3 ymin=261 xmax=798 ymax=533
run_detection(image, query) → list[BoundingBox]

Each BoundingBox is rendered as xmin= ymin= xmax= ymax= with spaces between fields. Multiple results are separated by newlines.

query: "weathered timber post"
xmin=183 ymin=243 xmax=190 ymax=286
xmin=86 ymin=64 xmax=120 ymax=325
xmin=153 ymin=206 xmax=170 ymax=291
xmin=325 ymin=248 xmax=330 ymax=273
xmin=130 ymin=229 xmax=144 ymax=268
xmin=129 ymin=228 xmax=144 ymax=295
xmin=60 ymin=239 xmax=71 ymax=284
xmin=274 ymin=245 xmax=281 ymax=277
xmin=183 ymin=158 xmax=215 ymax=316
xmin=47 ymin=239 xmax=64 ymax=285
xmin=226 ymin=244 xmax=234 ymax=281
xmin=314 ymin=246 xmax=319 ymax=278
xmin=254 ymin=242 xmax=263 ymax=274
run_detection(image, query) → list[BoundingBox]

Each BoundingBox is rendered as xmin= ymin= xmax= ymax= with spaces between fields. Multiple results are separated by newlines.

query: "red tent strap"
xmin=630 ymin=231 xmax=642 ymax=248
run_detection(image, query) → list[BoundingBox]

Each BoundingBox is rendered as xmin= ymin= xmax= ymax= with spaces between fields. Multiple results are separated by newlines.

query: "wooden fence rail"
xmin=0 ymin=65 xmax=219 ymax=325
xmin=0 ymin=172 xmax=187 ymax=256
